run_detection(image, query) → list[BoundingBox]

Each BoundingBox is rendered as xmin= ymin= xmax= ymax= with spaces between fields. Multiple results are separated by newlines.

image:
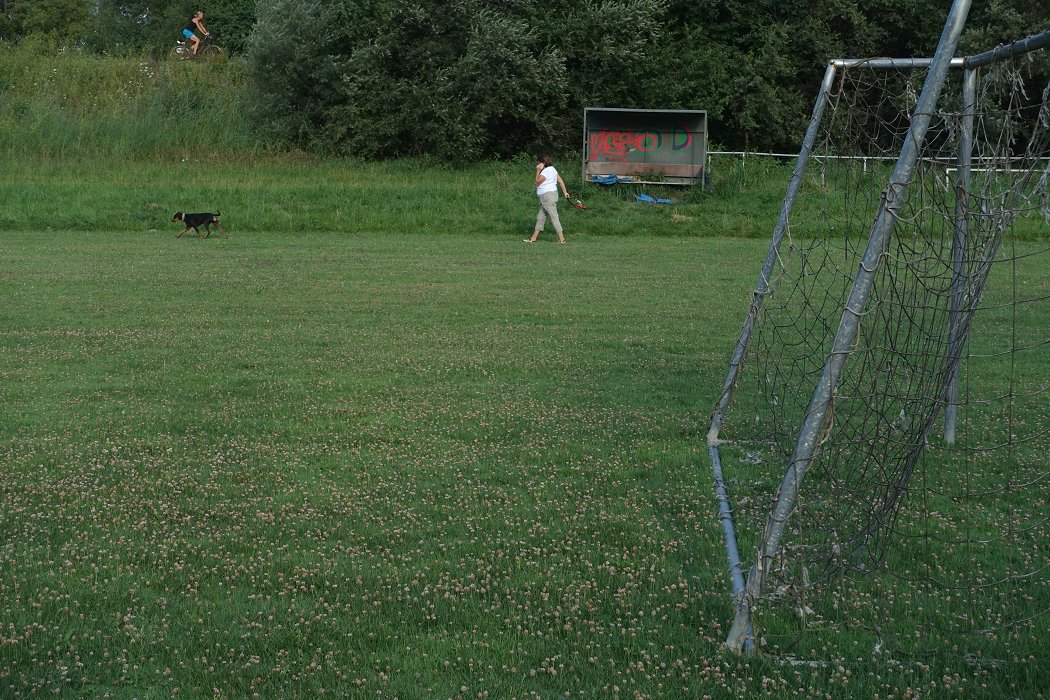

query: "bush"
xmin=247 ymin=0 xmax=679 ymax=161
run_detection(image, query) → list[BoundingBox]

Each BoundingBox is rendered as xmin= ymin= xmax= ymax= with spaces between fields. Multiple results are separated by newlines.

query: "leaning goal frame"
xmin=705 ymin=0 xmax=1050 ymax=654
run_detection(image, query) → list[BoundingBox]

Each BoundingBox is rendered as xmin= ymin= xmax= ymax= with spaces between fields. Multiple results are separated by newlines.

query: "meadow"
xmin=2 ymin=169 xmax=1046 ymax=699
xmin=1 ymin=47 xmax=1047 ymax=699
xmin=0 ymin=220 xmax=756 ymax=699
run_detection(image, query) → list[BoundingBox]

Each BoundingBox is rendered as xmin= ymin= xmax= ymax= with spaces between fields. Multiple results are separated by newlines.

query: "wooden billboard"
xmin=583 ymin=108 xmax=708 ymax=186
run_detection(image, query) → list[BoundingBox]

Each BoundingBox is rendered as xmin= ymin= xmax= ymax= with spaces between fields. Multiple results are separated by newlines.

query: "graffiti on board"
xmin=589 ymin=128 xmax=695 ymax=162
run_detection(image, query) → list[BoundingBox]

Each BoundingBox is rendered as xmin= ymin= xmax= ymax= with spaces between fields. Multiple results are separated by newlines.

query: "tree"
xmin=243 ymin=0 xmax=1050 ymax=158
xmin=338 ymin=2 xmax=569 ymax=159
xmin=12 ymin=0 xmax=90 ymax=45
xmin=249 ymin=0 xmax=683 ymax=159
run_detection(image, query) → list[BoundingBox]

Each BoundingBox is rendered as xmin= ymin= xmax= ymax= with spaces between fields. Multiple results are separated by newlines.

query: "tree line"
xmin=2 ymin=0 xmax=1046 ymax=160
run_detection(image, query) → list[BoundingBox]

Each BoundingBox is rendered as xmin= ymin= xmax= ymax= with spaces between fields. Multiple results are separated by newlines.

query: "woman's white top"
xmin=536 ymin=166 xmax=559 ymax=196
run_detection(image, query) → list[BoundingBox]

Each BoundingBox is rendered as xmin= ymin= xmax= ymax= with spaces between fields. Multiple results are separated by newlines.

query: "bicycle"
xmin=171 ymin=33 xmax=225 ymax=61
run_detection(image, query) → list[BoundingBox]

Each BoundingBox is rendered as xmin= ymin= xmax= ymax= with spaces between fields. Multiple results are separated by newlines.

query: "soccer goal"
xmin=708 ymin=0 xmax=1050 ymax=660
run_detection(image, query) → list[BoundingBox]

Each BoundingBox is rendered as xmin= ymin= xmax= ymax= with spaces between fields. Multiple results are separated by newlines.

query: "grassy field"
xmin=2 ymin=43 xmax=1046 ymax=699
xmin=1 ymin=214 xmax=1046 ymax=698
xmin=4 ymin=50 xmax=1050 ymax=700
xmin=0 ymin=227 xmax=741 ymax=698
xmin=0 ymin=153 xmax=794 ymax=240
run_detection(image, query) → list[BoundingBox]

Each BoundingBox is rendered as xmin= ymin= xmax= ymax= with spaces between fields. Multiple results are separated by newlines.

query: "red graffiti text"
xmin=589 ymin=129 xmax=694 ymax=161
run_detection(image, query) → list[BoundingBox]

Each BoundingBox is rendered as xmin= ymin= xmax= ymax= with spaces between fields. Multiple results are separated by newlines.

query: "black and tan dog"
xmin=172 ymin=211 xmax=227 ymax=239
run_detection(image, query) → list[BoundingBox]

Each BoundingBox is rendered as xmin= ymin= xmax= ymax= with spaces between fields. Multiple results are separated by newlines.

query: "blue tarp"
xmin=591 ymin=174 xmax=635 ymax=185
xmin=635 ymin=193 xmax=677 ymax=204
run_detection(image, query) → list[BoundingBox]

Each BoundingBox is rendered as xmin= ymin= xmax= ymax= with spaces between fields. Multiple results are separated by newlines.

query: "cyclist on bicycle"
xmin=181 ymin=11 xmax=211 ymax=56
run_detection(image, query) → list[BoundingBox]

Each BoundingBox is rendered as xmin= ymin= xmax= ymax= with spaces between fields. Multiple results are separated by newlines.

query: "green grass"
xmin=0 ymin=229 xmax=738 ymax=698
xmin=0 ymin=47 xmax=258 ymax=158
xmin=2 ymin=42 xmax=1046 ymax=700
xmin=0 ymin=154 xmax=783 ymax=238
xmin=1 ymin=221 xmax=1046 ymax=698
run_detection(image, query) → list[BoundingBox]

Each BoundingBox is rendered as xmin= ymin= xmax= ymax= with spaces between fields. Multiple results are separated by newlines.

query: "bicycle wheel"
xmin=170 ymin=44 xmax=188 ymax=60
xmin=199 ymin=45 xmax=226 ymax=62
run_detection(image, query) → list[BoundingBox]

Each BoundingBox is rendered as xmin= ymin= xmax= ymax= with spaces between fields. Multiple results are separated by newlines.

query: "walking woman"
xmin=524 ymin=154 xmax=570 ymax=243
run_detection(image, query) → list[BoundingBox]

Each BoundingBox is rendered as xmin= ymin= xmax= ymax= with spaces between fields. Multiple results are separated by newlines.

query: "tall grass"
xmin=0 ymin=44 xmax=259 ymax=158
xmin=0 ymin=154 xmax=795 ymax=237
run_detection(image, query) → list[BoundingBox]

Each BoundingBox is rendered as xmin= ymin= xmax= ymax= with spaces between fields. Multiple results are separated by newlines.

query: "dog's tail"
xmin=215 ymin=211 xmax=221 ymax=218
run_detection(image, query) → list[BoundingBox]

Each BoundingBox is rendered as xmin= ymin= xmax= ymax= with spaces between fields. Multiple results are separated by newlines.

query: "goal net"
xmin=709 ymin=13 xmax=1050 ymax=662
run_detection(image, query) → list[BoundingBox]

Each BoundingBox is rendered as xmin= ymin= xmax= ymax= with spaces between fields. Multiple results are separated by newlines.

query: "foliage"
xmin=245 ymin=0 xmax=352 ymax=149
xmin=248 ymin=0 xmax=571 ymax=160
xmin=0 ymin=0 xmax=1047 ymax=157
xmin=8 ymin=0 xmax=89 ymax=44
xmin=246 ymin=0 xmax=1049 ymax=158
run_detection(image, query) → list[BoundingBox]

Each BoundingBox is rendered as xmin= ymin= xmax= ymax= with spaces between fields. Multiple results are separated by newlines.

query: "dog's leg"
xmin=193 ymin=227 xmax=203 ymax=239
xmin=203 ymin=224 xmax=211 ymax=239
xmin=216 ymin=222 xmax=228 ymax=239
xmin=177 ymin=227 xmax=189 ymax=238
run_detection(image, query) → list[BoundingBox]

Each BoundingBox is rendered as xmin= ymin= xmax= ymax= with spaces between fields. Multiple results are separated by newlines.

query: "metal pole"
xmin=581 ymin=109 xmax=589 ymax=187
xmin=964 ymin=28 xmax=1050 ymax=68
xmin=707 ymin=446 xmax=752 ymax=651
xmin=708 ymin=62 xmax=839 ymax=445
xmin=725 ymin=0 xmax=974 ymax=654
xmin=707 ymin=62 xmax=839 ymax=656
xmin=944 ymin=67 xmax=977 ymax=444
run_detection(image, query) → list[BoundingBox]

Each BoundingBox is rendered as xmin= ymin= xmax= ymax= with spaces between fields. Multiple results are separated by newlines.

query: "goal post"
xmin=708 ymin=0 xmax=1050 ymax=658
